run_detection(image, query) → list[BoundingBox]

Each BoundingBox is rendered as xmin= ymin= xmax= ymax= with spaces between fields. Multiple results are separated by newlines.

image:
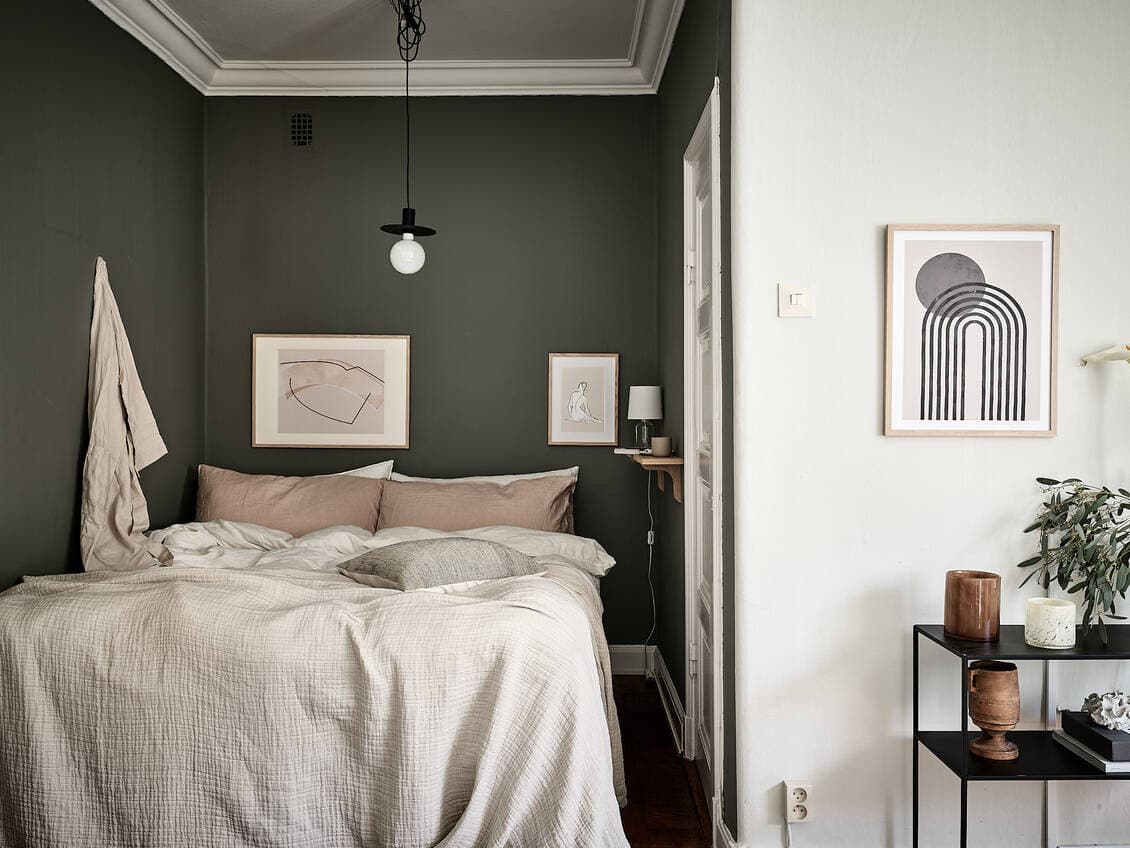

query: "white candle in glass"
xmin=1024 ymin=598 xmax=1076 ymax=649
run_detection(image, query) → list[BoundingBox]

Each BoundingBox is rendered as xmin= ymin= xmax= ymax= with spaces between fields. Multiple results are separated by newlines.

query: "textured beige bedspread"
xmin=0 ymin=524 xmax=628 ymax=848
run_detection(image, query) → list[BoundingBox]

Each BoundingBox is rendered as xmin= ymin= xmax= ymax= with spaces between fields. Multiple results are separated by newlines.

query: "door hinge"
xmin=688 ymin=642 xmax=699 ymax=675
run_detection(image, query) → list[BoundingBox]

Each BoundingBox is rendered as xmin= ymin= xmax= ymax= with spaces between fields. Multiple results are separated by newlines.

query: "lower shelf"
xmin=918 ymin=731 xmax=1130 ymax=781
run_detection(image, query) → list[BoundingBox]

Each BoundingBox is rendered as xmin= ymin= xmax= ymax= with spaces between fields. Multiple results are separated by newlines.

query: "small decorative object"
xmin=252 ymin=334 xmax=410 ymax=448
xmin=1024 ymin=598 xmax=1076 ymax=649
xmin=1018 ymin=477 xmax=1130 ymax=643
xmin=885 ymin=225 xmax=1059 ymax=436
xmin=547 ymin=353 xmax=619 ymax=446
xmin=1083 ymin=691 xmax=1130 ymax=733
xmin=627 ymin=386 xmax=662 ymax=450
xmin=967 ymin=660 xmax=1021 ymax=760
xmin=381 ymin=0 xmax=436 ymax=274
xmin=650 ymin=436 xmax=673 ymax=458
xmin=944 ymin=570 xmax=1001 ymax=642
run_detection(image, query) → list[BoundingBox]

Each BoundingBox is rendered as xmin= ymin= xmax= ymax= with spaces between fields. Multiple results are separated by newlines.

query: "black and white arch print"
xmin=916 ymin=252 xmax=1029 ymax=423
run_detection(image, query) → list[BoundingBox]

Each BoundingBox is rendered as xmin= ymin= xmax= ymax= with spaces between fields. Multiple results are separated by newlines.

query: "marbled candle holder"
xmin=1024 ymin=598 xmax=1076 ymax=649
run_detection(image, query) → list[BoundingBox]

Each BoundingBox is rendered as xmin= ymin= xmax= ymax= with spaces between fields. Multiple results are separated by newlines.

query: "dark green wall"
xmin=0 ymin=0 xmax=206 ymax=588
xmin=656 ymin=0 xmax=735 ymax=832
xmin=204 ymin=96 xmax=659 ymax=642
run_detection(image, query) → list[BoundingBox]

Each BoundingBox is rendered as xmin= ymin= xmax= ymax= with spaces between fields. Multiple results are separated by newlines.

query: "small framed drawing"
xmin=548 ymin=353 xmax=619 ymax=446
xmin=252 ymin=334 xmax=410 ymax=448
xmin=885 ymin=225 xmax=1059 ymax=437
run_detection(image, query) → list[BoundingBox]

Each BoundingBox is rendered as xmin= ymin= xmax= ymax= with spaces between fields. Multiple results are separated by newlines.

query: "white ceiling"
xmin=89 ymin=0 xmax=686 ymax=95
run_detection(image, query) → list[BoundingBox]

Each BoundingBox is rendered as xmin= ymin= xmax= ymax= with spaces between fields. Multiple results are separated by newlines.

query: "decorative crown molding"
xmin=87 ymin=0 xmax=685 ymax=96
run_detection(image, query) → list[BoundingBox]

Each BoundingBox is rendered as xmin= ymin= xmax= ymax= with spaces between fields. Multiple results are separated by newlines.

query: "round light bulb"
xmin=390 ymin=233 xmax=425 ymax=274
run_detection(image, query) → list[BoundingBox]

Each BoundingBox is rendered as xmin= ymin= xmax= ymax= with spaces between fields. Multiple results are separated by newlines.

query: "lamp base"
xmin=635 ymin=421 xmax=655 ymax=450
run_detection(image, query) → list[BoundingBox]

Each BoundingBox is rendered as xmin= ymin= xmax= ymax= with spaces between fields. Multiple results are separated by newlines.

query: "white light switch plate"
xmin=778 ymin=284 xmax=815 ymax=318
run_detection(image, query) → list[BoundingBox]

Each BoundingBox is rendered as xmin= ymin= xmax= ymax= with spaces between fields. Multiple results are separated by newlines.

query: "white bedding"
xmin=0 ymin=523 xmax=628 ymax=848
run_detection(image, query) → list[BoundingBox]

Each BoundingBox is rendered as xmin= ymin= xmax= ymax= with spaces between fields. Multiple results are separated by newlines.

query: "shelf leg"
xmin=912 ymin=630 xmax=919 ymax=848
xmin=960 ymin=657 xmax=969 ymax=848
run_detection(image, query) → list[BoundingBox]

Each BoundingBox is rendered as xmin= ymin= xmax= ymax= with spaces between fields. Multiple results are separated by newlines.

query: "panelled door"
xmin=683 ymin=79 xmax=723 ymax=811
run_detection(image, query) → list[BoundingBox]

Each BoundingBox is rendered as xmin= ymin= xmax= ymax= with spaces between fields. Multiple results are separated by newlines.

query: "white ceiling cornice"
xmin=88 ymin=0 xmax=686 ymax=96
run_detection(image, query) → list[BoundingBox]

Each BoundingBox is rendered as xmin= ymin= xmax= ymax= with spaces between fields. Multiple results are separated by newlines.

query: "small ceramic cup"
xmin=650 ymin=436 xmax=673 ymax=457
xmin=1024 ymin=598 xmax=1076 ymax=649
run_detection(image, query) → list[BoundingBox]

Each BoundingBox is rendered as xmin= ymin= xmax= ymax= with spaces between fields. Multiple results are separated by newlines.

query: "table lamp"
xmin=627 ymin=385 xmax=662 ymax=449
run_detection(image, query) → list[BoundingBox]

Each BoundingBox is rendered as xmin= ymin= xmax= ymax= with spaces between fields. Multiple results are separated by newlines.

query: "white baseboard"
xmin=651 ymin=646 xmax=688 ymax=756
xmin=609 ymin=644 xmax=688 ymax=756
xmin=714 ymin=797 xmax=744 ymax=848
xmin=608 ymin=643 xmax=651 ymax=675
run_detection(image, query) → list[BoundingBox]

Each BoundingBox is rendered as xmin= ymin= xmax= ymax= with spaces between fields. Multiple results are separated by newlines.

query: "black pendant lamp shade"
xmin=381 ymin=207 xmax=436 ymax=237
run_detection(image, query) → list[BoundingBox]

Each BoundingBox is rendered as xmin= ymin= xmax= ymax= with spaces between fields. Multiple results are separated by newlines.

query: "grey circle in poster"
xmin=916 ymin=252 xmax=987 ymax=315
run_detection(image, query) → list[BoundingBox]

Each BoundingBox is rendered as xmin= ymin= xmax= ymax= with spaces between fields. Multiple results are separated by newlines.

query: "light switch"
xmin=778 ymin=284 xmax=815 ymax=318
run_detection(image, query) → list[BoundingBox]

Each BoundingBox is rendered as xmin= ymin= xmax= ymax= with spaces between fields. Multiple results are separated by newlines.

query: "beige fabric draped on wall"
xmin=80 ymin=257 xmax=171 ymax=571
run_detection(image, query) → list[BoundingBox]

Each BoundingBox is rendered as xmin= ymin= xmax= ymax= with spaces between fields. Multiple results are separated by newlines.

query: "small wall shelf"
xmin=628 ymin=455 xmax=684 ymax=503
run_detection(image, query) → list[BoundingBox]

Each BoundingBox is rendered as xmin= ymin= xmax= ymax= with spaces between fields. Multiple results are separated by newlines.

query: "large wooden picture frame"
xmin=253 ymin=333 xmax=410 ymax=448
xmin=547 ymin=353 xmax=619 ymax=446
xmin=885 ymin=225 xmax=1059 ymax=437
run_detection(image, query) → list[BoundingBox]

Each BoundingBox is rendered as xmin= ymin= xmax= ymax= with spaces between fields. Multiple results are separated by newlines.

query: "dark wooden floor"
xmin=615 ymin=675 xmax=712 ymax=847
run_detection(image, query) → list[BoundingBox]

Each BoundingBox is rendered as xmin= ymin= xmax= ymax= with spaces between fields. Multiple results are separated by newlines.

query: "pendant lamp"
xmin=381 ymin=0 xmax=435 ymax=274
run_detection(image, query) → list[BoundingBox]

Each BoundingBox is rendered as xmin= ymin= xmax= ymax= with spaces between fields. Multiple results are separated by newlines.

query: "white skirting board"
xmin=714 ymin=797 xmax=743 ymax=848
xmin=608 ymin=645 xmax=686 ymax=757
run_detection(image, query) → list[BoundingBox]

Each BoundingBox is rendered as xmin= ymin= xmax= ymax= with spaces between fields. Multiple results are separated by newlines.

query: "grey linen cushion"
xmin=339 ymin=538 xmax=541 ymax=590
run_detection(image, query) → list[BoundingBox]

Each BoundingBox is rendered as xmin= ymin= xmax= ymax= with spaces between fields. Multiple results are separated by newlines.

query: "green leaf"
xmin=1100 ymin=617 xmax=1109 ymax=644
xmin=1037 ymin=477 xmax=1061 ymax=486
xmin=1016 ymin=556 xmax=1043 ymax=568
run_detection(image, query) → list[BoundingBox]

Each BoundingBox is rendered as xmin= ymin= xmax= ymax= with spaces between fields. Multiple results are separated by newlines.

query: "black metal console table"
xmin=913 ymin=624 xmax=1130 ymax=847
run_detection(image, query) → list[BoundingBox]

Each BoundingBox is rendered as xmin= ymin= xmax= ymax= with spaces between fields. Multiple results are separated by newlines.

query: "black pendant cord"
xmin=389 ymin=0 xmax=424 ymax=211
xmin=381 ymin=0 xmax=434 ymax=239
xmin=404 ymin=57 xmax=410 ymax=209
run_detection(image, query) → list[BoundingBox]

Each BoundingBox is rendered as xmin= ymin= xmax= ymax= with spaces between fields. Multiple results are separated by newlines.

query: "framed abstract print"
xmin=252 ymin=334 xmax=410 ymax=448
xmin=885 ymin=225 xmax=1059 ymax=437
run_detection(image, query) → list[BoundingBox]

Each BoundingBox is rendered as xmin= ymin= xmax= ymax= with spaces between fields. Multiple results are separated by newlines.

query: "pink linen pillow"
xmin=196 ymin=465 xmax=385 ymax=537
xmin=376 ymin=476 xmax=576 ymax=534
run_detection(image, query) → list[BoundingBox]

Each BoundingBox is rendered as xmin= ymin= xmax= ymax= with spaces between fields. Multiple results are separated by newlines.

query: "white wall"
xmin=731 ymin=2 xmax=1130 ymax=846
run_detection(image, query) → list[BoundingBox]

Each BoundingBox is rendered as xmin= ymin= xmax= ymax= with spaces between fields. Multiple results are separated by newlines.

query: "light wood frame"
xmin=884 ymin=224 xmax=1060 ymax=437
xmin=547 ymin=353 xmax=619 ymax=446
xmin=252 ymin=333 xmax=410 ymax=449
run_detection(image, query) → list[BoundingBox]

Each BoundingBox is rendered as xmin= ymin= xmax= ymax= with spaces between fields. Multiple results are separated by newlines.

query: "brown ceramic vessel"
xmin=944 ymin=570 xmax=1001 ymax=642
xmin=967 ymin=660 xmax=1020 ymax=761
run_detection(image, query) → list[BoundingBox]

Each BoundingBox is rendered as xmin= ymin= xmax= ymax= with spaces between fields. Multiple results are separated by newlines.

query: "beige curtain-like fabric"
xmin=80 ymin=257 xmax=171 ymax=571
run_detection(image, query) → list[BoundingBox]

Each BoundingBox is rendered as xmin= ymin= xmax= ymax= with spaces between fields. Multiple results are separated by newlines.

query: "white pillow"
xmin=389 ymin=466 xmax=578 ymax=485
xmin=330 ymin=461 xmax=395 ymax=480
xmin=462 ymin=526 xmax=615 ymax=577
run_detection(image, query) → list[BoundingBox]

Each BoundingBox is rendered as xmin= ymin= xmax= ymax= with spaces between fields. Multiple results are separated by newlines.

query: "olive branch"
xmin=1018 ymin=477 xmax=1130 ymax=644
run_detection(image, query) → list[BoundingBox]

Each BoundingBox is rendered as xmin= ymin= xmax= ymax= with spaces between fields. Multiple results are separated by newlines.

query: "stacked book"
xmin=1053 ymin=711 xmax=1130 ymax=773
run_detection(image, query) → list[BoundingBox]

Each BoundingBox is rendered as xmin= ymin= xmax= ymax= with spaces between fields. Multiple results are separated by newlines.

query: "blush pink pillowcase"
xmin=376 ymin=476 xmax=576 ymax=534
xmin=196 ymin=465 xmax=385 ymax=537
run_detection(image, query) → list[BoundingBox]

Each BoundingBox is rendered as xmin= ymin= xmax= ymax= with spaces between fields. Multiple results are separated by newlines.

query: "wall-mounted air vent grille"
xmin=290 ymin=113 xmax=314 ymax=148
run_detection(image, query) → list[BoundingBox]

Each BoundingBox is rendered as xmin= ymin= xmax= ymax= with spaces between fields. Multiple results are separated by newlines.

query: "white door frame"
xmin=682 ymin=77 xmax=725 ymax=822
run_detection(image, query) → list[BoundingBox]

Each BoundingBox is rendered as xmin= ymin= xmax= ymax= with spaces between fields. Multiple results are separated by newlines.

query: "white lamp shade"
xmin=627 ymin=385 xmax=662 ymax=421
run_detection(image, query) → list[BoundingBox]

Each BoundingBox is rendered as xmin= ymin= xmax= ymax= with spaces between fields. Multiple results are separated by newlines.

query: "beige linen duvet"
xmin=0 ymin=524 xmax=628 ymax=848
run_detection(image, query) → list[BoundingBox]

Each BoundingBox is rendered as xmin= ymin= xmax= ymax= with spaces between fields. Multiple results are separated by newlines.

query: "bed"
xmin=0 ymin=521 xmax=629 ymax=848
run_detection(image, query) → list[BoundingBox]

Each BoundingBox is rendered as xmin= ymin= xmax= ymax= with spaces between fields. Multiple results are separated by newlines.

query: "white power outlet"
xmin=785 ymin=781 xmax=813 ymax=823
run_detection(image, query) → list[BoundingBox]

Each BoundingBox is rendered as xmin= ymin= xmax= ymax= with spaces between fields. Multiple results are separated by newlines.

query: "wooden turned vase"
xmin=967 ymin=660 xmax=1020 ymax=761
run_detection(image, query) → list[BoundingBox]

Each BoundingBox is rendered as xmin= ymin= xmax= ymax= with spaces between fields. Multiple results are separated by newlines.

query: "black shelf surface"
xmin=918 ymin=731 xmax=1130 ymax=781
xmin=916 ymin=624 xmax=1130 ymax=660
